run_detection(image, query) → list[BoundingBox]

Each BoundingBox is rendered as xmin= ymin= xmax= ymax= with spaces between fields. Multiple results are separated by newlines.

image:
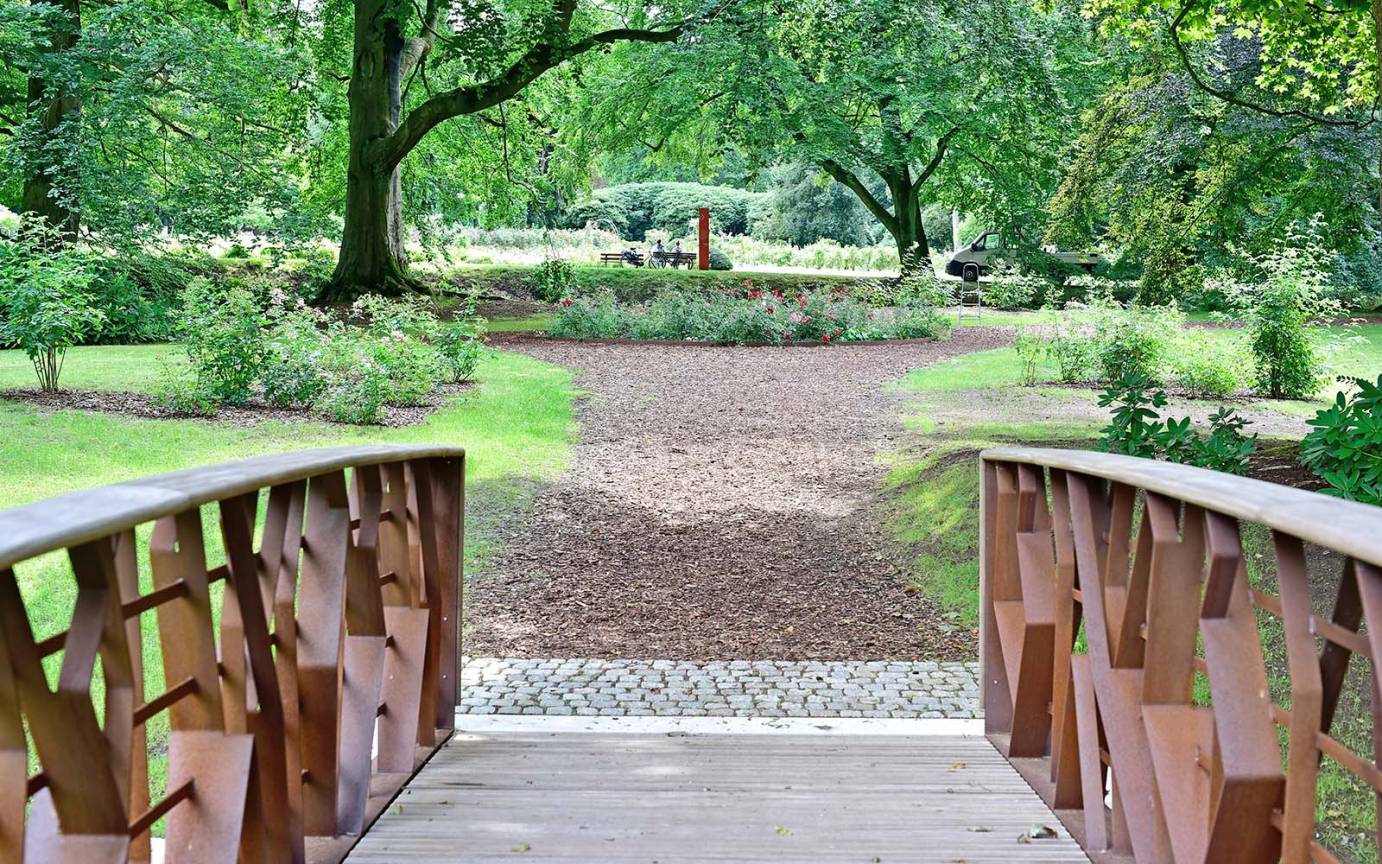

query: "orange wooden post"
xmin=697 ymin=207 xmax=709 ymax=270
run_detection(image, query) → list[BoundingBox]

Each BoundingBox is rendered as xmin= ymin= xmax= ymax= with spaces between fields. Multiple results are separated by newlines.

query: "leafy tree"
xmin=314 ymin=0 xmax=715 ymax=299
xmin=1085 ymin=0 xmax=1382 ymax=220
xmin=584 ymin=0 xmax=1094 ymax=273
xmin=1 ymin=0 xmax=310 ymax=241
xmin=751 ymin=163 xmax=886 ymax=248
xmin=1047 ymin=42 xmax=1379 ymax=301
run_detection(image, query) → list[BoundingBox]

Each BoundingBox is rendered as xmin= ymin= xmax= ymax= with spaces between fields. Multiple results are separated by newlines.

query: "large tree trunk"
xmin=21 ymin=0 xmax=81 ymax=238
xmin=328 ymin=0 xmax=411 ymax=301
xmin=887 ymin=181 xmax=929 ymax=277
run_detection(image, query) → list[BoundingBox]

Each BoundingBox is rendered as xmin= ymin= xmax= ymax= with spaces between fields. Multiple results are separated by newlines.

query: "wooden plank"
xmin=347 ymin=732 xmax=1090 ymax=863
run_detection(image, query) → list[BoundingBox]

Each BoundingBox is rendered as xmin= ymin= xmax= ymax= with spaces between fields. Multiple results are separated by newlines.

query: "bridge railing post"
xmin=978 ymin=447 xmax=1381 ymax=863
xmin=0 ymin=445 xmax=464 ymax=864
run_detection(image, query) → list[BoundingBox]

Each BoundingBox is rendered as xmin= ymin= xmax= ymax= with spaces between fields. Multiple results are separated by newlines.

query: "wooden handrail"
xmin=0 ymin=444 xmax=463 ymax=569
xmin=0 ymin=446 xmax=464 ymax=863
xmin=980 ymin=448 xmax=1381 ymax=863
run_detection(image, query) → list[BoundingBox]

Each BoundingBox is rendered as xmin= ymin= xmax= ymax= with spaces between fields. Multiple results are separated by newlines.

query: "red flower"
xmin=784 ymin=332 xmax=793 ymax=340
xmin=766 ymin=306 xmax=775 ymax=313
xmin=748 ymin=289 xmax=762 ymax=299
xmin=822 ymin=333 xmax=831 ymax=342
xmin=561 ymin=298 xmax=573 ymax=307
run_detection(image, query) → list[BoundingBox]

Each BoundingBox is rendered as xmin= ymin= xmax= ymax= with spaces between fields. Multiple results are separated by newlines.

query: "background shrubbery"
xmin=548 ymin=284 xmax=949 ymax=344
xmin=157 ymin=282 xmax=485 ymax=424
xmin=563 ymin=183 xmax=764 ymax=238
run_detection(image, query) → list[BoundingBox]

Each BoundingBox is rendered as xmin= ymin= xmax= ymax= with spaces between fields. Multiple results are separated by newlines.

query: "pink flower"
xmin=561 ymin=298 xmax=573 ymax=307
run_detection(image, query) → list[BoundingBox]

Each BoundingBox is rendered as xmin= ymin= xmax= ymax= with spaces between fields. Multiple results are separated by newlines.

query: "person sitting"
xmin=622 ymin=246 xmax=640 ymax=264
xmin=672 ymin=240 xmax=684 ymax=266
xmin=651 ymin=239 xmax=667 ymax=267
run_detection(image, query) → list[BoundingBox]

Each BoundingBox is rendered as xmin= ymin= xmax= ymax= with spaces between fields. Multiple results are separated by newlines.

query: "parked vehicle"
xmin=944 ymin=230 xmax=1099 ymax=276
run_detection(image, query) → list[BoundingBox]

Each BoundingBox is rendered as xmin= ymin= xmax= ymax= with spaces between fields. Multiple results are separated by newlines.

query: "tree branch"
xmin=1169 ymin=0 xmax=1374 ymax=129
xmin=375 ymin=21 xmax=683 ymax=173
xmin=911 ymin=126 xmax=958 ymax=193
xmin=819 ymin=158 xmax=897 ymax=235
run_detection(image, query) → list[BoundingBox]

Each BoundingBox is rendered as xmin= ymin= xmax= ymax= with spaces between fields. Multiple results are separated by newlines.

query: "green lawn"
xmin=485 ymin=312 xmax=554 ymax=332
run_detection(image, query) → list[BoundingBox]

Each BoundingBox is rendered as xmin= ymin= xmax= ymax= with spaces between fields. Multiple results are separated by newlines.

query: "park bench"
xmin=600 ymin=251 xmax=643 ymax=266
xmin=653 ymin=250 xmax=697 ymax=268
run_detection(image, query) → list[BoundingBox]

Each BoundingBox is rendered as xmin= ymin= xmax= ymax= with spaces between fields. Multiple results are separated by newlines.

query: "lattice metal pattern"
xmin=980 ymin=447 xmax=1380 ymax=864
xmin=0 ymin=446 xmax=463 ymax=863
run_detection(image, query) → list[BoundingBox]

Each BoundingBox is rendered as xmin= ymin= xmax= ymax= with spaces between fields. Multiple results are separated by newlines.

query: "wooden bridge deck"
xmin=348 ymin=720 xmax=1089 ymax=863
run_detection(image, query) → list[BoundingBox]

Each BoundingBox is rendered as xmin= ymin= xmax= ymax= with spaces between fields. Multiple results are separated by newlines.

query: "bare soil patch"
xmin=465 ymin=328 xmax=1010 ymax=661
xmin=1 ymin=384 xmax=474 ymax=428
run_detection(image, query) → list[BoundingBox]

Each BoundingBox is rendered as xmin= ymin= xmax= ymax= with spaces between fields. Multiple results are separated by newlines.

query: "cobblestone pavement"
xmin=458 ymin=657 xmax=980 ymax=718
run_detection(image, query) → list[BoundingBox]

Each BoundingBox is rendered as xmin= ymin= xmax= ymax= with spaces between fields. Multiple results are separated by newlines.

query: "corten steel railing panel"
xmin=0 ymin=444 xmax=463 ymax=863
xmin=980 ymin=447 xmax=1382 ymax=864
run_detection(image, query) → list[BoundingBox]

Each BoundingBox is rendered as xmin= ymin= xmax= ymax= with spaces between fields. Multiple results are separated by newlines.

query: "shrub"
xmin=532 ymin=256 xmax=576 ymax=303
xmin=1097 ymin=374 xmax=1256 ymax=474
xmin=549 ymin=287 xmax=946 ymax=344
xmin=260 ymin=292 xmax=326 ymax=408
xmin=1301 ymin=375 xmax=1382 ymax=504
xmin=177 ymin=277 xmax=266 ymax=405
xmin=1097 ymin=373 xmax=1168 ymax=458
xmin=858 ymin=306 xmax=949 ymax=340
xmin=436 ymin=316 xmax=486 ymax=383
xmin=0 ymin=216 xmax=105 ymax=391
xmin=1222 ymin=221 xmax=1336 ymax=399
xmin=707 ymin=248 xmax=733 ymax=271
xmin=1087 ymin=298 xmax=1184 ymax=383
xmin=860 ymin=272 xmax=952 ymax=308
xmin=1014 ymin=327 xmax=1046 ymax=386
xmin=986 ymin=268 xmax=1046 ymax=310
xmin=372 ymin=336 xmax=445 ymax=406
xmin=152 ymin=370 xmax=218 ymax=416
xmin=547 ymin=293 xmax=627 ymax=339
xmin=1045 ymin=309 xmax=1096 ymax=383
xmin=317 ymin=340 xmax=388 ymax=424
xmin=1169 ymin=337 xmax=1246 ymax=398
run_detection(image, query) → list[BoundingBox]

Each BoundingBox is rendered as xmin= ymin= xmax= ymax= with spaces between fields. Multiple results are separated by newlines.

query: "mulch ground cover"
xmin=465 ymin=328 xmax=1011 ymax=661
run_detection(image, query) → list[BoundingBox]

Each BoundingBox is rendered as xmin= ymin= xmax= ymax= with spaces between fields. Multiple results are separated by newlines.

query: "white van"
xmin=944 ymin=231 xmax=1098 ymax=276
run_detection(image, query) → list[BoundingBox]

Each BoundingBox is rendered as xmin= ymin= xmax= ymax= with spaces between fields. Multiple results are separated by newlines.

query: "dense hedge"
xmin=562 ymin=182 xmax=766 ymax=239
xmin=444 ymin=265 xmax=881 ymax=305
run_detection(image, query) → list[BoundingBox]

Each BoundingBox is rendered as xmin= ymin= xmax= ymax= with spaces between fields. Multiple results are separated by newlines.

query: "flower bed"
xmin=546 ymin=283 xmax=949 ymax=344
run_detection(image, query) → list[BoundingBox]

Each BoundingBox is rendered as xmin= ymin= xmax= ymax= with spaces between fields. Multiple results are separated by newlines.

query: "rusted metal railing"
xmin=0 ymin=445 xmax=463 ymax=863
xmin=981 ymin=447 xmax=1381 ymax=864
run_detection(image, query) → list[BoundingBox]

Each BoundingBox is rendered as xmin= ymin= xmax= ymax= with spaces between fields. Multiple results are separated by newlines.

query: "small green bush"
xmin=707 ymin=248 xmax=733 ymax=271
xmin=1097 ymin=374 xmax=1257 ymax=474
xmin=317 ymin=341 xmax=388 ymax=424
xmin=1093 ymin=300 xmax=1183 ymax=383
xmin=0 ymin=216 xmax=105 ymax=391
xmin=1219 ymin=221 xmax=1336 ymax=399
xmin=162 ymin=287 xmax=480 ymax=424
xmin=548 ymin=287 xmax=946 ymax=344
xmin=261 ymin=293 xmax=326 ymax=408
xmin=152 ymin=370 xmax=218 ymax=416
xmin=1169 ymin=337 xmax=1246 ymax=398
xmin=1045 ymin=311 xmax=1096 ymax=383
xmin=532 ymin=257 xmax=576 ymax=303
xmin=1013 ymin=327 xmax=1045 ymax=386
xmin=178 ymin=277 xmax=266 ymax=405
xmin=986 ymin=268 xmax=1046 ymax=310
xmin=1301 ymin=375 xmax=1382 ymax=504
